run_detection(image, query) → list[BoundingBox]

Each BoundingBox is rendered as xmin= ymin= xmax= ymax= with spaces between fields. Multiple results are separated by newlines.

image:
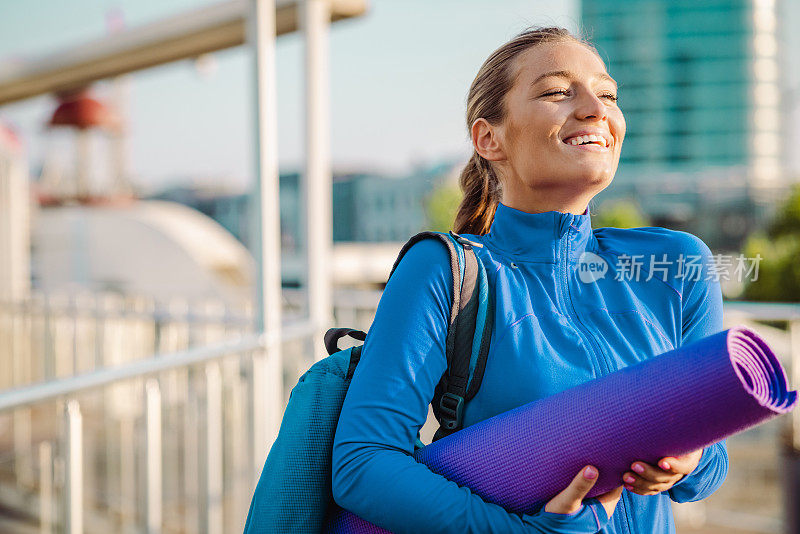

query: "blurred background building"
xmin=583 ymin=0 xmax=790 ymax=252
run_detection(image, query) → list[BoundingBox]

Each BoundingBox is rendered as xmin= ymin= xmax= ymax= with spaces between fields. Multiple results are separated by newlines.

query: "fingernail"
xmin=624 ymin=484 xmax=634 ymax=491
xmin=660 ymin=461 xmax=671 ymax=470
xmin=632 ymin=464 xmax=644 ymax=474
xmin=583 ymin=466 xmax=598 ymax=479
xmin=624 ymin=475 xmax=636 ymax=484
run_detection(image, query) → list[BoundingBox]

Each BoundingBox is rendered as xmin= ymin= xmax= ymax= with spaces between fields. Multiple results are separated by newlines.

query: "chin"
xmin=574 ymin=168 xmax=614 ymax=189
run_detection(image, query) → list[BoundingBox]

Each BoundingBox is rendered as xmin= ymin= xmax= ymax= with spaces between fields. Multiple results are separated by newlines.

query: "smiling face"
xmin=472 ymin=40 xmax=626 ymax=214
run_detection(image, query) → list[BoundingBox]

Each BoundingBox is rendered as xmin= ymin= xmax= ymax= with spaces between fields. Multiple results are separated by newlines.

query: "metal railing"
xmin=0 ymin=321 xmax=315 ymax=534
xmin=0 ymin=292 xmax=253 ymax=387
xmin=0 ymin=288 xmax=380 ymax=533
xmin=0 ymin=287 xmax=379 ymax=390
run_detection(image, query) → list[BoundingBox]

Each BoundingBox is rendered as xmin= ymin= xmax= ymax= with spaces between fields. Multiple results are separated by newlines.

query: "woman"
xmin=332 ymin=27 xmax=727 ymax=533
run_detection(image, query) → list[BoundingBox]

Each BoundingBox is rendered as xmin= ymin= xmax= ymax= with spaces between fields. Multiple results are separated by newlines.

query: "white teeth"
xmin=567 ymin=134 xmax=609 ymax=147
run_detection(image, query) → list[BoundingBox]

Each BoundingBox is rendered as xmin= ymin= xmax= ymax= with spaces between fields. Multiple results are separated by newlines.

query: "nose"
xmin=574 ymin=88 xmax=607 ymax=121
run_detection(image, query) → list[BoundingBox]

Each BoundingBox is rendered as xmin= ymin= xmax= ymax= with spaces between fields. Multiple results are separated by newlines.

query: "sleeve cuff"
xmin=535 ymin=499 xmax=610 ymax=533
xmin=670 ymin=447 xmax=709 ymax=489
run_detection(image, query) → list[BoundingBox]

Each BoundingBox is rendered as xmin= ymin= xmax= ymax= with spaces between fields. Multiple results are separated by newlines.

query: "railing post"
xmin=39 ymin=441 xmax=53 ymax=534
xmin=200 ymin=363 xmax=223 ymax=534
xmin=227 ymin=358 xmax=248 ymax=533
xmin=14 ymin=401 xmax=34 ymax=490
xmin=11 ymin=309 xmax=34 ymax=489
xmin=145 ymin=379 xmax=162 ymax=534
xmin=43 ymin=293 xmax=55 ymax=380
xmin=64 ymin=400 xmax=83 ymax=534
xmin=248 ymin=0 xmax=283 ymax=483
xmin=93 ymin=293 xmax=103 ymax=369
xmin=248 ymin=350 xmax=262 ymax=485
xmin=301 ymin=0 xmax=333 ymax=362
xmin=183 ymin=368 xmax=199 ymax=533
xmin=119 ymin=414 xmax=136 ymax=524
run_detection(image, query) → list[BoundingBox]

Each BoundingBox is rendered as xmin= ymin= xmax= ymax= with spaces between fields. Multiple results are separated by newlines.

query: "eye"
xmin=541 ymin=89 xmax=570 ymax=98
xmin=599 ymin=92 xmax=618 ymax=102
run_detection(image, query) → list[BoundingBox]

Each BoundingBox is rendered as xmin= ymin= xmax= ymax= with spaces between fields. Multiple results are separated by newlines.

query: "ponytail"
xmin=453 ymin=152 xmax=500 ymax=235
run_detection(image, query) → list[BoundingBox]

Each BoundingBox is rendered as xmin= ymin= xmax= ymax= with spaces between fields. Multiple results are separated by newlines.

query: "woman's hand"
xmin=622 ymin=449 xmax=704 ymax=496
xmin=545 ymin=466 xmax=624 ymax=518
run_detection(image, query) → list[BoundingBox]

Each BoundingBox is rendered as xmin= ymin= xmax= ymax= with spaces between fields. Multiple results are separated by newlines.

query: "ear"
xmin=471 ymin=118 xmax=506 ymax=162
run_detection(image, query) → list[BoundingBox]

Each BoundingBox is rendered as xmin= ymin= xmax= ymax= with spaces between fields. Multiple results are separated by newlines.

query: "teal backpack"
xmin=243 ymin=231 xmax=493 ymax=533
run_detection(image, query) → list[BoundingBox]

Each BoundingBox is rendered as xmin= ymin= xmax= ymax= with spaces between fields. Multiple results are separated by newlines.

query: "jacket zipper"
xmin=559 ymin=221 xmax=635 ymax=534
xmin=558 ymin=222 xmax=610 ymax=375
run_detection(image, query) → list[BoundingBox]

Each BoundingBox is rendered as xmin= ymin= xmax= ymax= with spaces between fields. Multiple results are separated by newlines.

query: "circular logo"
xmin=578 ymin=251 xmax=608 ymax=283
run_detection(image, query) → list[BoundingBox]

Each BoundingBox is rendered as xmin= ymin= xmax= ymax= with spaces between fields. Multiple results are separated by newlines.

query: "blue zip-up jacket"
xmin=332 ymin=202 xmax=728 ymax=534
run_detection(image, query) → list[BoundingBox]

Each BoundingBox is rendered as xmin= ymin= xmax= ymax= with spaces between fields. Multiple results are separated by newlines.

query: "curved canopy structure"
xmin=0 ymin=0 xmax=367 ymax=106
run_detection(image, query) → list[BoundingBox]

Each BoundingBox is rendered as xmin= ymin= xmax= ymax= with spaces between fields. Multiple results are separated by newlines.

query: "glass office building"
xmin=582 ymin=0 xmax=781 ymax=185
xmin=581 ymin=0 xmax=785 ymax=249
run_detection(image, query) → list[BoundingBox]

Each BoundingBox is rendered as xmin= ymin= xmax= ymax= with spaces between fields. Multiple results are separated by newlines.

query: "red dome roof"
xmin=48 ymin=88 xmax=119 ymax=131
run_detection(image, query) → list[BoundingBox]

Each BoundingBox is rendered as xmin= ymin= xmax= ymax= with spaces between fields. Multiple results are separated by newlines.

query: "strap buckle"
xmin=439 ymin=392 xmax=464 ymax=430
xmin=449 ymin=231 xmax=483 ymax=248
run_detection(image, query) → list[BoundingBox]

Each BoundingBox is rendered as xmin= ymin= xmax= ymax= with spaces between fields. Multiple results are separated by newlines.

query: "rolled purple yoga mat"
xmin=325 ymin=326 xmax=797 ymax=533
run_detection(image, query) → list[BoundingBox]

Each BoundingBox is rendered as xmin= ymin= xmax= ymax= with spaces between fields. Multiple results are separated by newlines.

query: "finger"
xmin=622 ymin=473 xmax=673 ymax=496
xmin=545 ymin=466 xmax=599 ymax=514
xmin=658 ymin=455 xmax=694 ymax=475
xmin=630 ymin=462 xmax=675 ymax=483
xmin=624 ymin=471 xmax=680 ymax=489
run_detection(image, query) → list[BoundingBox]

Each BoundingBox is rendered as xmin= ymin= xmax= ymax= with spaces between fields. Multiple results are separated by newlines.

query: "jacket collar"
xmin=483 ymin=202 xmax=595 ymax=263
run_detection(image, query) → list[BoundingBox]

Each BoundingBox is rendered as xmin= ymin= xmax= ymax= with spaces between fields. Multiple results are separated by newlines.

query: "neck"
xmin=501 ymin=195 xmax=590 ymax=216
xmin=497 ymin=170 xmax=609 ymax=215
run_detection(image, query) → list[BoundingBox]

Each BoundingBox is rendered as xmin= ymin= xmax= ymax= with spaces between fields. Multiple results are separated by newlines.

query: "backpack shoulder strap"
xmin=431 ymin=231 xmax=493 ymax=441
xmin=388 ymin=231 xmax=463 ymax=332
xmin=388 ymin=231 xmax=493 ymax=443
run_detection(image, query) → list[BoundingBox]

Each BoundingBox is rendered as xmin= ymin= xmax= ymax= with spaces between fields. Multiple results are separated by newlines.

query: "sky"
xmin=0 ymin=0 xmax=579 ymax=192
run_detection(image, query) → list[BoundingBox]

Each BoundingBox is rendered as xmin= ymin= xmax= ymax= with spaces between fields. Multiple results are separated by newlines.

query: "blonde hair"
xmin=454 ymin=27 xmax=597 ymax=234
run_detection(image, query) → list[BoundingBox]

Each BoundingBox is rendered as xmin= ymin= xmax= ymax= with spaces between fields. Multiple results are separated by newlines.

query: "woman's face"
xmin=474 ymin=40 xmax=625 ymax=213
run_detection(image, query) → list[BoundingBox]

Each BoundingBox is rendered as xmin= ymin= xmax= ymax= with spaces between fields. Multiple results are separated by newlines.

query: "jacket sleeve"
xmin=668 ymin=233 xmax=729 ymax=503
xmin=331 ymin=239 xmax=610 ymax=534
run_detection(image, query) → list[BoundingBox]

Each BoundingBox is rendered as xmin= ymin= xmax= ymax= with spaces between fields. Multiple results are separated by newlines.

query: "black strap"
xmin=444 ymin=242 xmax=479 ymax=397
xmin=346 ymin=345 xmax=363 ymax=380
xmin=431 ymin=232 xmax=488 ymax=442
xmin=324 ymin=328 xmax=367 ymax=356
xmin=388 ymin=231 xmax=492 ymax=443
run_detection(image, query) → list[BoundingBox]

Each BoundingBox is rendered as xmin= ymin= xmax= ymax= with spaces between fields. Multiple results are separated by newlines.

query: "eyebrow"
xmin=531 ymin=70 xmax=618 ymax=89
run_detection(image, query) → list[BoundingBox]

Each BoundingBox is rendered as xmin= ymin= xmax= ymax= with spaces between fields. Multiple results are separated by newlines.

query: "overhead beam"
xmin=0 ymin=0 xmax=366 ymax=106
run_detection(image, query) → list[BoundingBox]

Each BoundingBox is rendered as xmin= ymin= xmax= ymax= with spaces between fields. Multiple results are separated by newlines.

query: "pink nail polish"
xmin=660 ymin=461 xmax=671 ymax=470
xmin=624 ymin=484 xmax=634 ymax=491
xmin=624 ymin=475 xmax=636 ymax=484
xmin=632 ymin=464 xmax=644 ymax=474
